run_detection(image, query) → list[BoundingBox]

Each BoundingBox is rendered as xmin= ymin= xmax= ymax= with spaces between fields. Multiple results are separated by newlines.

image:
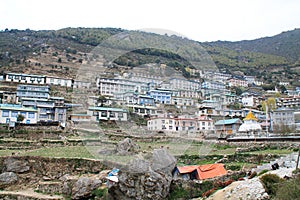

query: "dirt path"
xmin=0 ymin=188 xmax=64 ymax=199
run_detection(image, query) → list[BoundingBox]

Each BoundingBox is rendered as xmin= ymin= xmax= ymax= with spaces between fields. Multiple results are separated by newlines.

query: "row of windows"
xmin=2 ymin=110 xmax=35 ymax=118
xmin=100 ymin=112 xmax=124 ymax=118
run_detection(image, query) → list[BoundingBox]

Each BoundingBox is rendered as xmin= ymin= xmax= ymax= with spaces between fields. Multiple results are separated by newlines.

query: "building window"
xmin=11 ymin=111 xmax=18 ymax=117
xmin=28 ymin=112 xmax=35 ymax=119
xmin=118 ymin=113 xmax=124 ymax=118
xmin=2 ymin=110 xmax=9 ymax=117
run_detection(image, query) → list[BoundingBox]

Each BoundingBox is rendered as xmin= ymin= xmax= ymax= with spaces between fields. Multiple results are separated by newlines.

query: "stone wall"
xmin=0 ymin=156 xmax=112 ymax=190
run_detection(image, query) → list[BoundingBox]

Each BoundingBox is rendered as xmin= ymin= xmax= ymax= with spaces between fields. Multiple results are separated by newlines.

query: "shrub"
xmin=168 ymin=186 xmax=189 ymax=200
xmin=260 ymin=174 xmax=283 ymax=197
xmin=275 ymin=175 xmax=300 ymax=200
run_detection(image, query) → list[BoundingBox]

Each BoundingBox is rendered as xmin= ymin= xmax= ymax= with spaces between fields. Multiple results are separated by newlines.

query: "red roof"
xmin=177 ymin=163 xmax=227 ymax=180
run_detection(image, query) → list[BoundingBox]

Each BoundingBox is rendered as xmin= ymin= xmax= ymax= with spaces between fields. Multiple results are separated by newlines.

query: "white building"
xmin=5 ymin=73 xmax=46 ymax=85
xmin=46 ymin=76 xmax=73 ymax=87
xmin=147 ymin=115 xmax=214 ymax=132
xmin=169 ymin=78 xmax=200 ymax=91
xmin=271 ymin=108 xmax=295 ymax=130
xmin=0 ymin=104 xmax=37 ymax=124
xmin=97 ymin=78 xmax=148 ymax=96
xmin=88 ymin=107 xmax=128 ymax=121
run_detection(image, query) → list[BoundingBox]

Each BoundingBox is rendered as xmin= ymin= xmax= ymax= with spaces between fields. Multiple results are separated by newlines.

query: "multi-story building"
xmin=169 ymin=78 xmax=200 ymax=91
xmin=276 ymin=96 xmax=300 ymax=108
xmin=270 ymin=108 xmax=295 ymax=131
xmin=97 ymin=78 xmax=148 ymax=96
xmin=227 ymin=78 xmax=248 ymax=87
xmin=202 ymin=81 xmax=226 ymax=90
xmin=21 ymin=97 xmax=67 ymax=124
xmin=0 ymin=104 xmax=37 ymax=124
xmin=16 ymin=85 xmax=50 ymax=101
xmin=149 ymin=89 xmax=172 ymax=104
xmin=147 ymin=115 xmax=214 ymax=132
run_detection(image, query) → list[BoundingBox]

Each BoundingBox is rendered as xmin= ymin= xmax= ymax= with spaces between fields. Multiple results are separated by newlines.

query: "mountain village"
xmin=0 ymin=63 xmax=299 ymax=138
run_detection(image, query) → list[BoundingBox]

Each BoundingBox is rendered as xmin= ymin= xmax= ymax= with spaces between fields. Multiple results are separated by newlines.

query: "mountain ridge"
xmin=0 ymin=27 xmax=299 ymax=86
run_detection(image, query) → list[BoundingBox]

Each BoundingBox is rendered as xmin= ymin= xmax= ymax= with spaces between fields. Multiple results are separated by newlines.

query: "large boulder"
xmin=4 ymin=157 xmax=30 ymax=173
xmin=0 ymin=172 xmax=18 ymax=187
xmin=108 ymin=148 xmax=176 ymax=200
xmin=116 ymin=138 xmax=139 ymax=156
xmin=71 ymin=176 xmax=102 ymax=199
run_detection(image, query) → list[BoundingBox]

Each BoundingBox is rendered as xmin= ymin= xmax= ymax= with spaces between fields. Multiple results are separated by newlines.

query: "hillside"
xmin=0 ymin=28 xmax=299 ymax=85
xmin=209 ymin=28 xmax=300 ymax=63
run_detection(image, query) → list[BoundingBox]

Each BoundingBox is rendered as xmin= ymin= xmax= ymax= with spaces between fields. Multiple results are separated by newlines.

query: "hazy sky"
xmin=1 ymin=0 xmax=300 ymax=42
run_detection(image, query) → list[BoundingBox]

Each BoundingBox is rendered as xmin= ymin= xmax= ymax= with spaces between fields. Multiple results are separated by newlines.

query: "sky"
xmin=1 ymin=0 xmax=300 ymax=42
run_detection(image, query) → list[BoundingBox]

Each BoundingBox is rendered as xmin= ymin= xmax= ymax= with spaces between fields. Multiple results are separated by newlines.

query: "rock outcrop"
xmin=4 ymin=157 xmax=30 ymax=173
xmin=71 ymin=176 xmax=102 ymax=199
xmin=0 ymin=172 xmax=18 ymax=187
xmin=108 ymin=148 xmax=176 ymax=200
xmin=116 ymin=138 xmax=140 ymax=155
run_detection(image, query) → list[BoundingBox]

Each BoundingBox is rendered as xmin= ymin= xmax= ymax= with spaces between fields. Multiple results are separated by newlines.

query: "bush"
xmin=260 ymin=174 xmax=283 ymax=197
xmin=225 ymin=164 xmax=242 ymax=171
xmin=275 ymin=175 xmax=300 ymax=200
xmin=168 ymin=186 xmax=189 ymax=200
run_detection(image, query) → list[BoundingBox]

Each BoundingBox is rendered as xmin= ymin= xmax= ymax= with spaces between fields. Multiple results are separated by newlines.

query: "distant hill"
xmin=209 ymin=28 xmax=300 ymax=63
xmin=0 ymin=27 xmax=299 ymax=86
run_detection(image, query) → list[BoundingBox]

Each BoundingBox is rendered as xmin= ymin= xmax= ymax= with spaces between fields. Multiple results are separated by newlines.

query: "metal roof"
xmin=215 ymin=118 xmax=241 ymax=125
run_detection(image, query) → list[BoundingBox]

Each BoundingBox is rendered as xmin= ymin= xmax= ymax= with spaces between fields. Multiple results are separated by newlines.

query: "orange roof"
xmin=244 ymin=111 xmax=258 ymax=121
xmin=177 ymin=163 xmax=227 ymax=180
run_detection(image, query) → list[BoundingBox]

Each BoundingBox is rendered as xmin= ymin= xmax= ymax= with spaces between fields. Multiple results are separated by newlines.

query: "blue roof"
xmin=215 ymin=118 xmax=241 ymax=125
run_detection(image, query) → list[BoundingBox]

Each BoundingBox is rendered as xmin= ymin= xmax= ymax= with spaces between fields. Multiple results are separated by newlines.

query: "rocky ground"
xmin=207 ymin=152 xmax=299 ymax=200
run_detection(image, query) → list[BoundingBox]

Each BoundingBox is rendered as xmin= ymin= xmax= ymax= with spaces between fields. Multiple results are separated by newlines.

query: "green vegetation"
xmin=168 ymin=186 xmax=189 ymax=200
xmin=260 ymin=174 xmax=283 ymax=197
xmin=275 ymin=176 xmax=300 ymax=200
xmin=91 ymin=188 xmax=108 ymax=199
